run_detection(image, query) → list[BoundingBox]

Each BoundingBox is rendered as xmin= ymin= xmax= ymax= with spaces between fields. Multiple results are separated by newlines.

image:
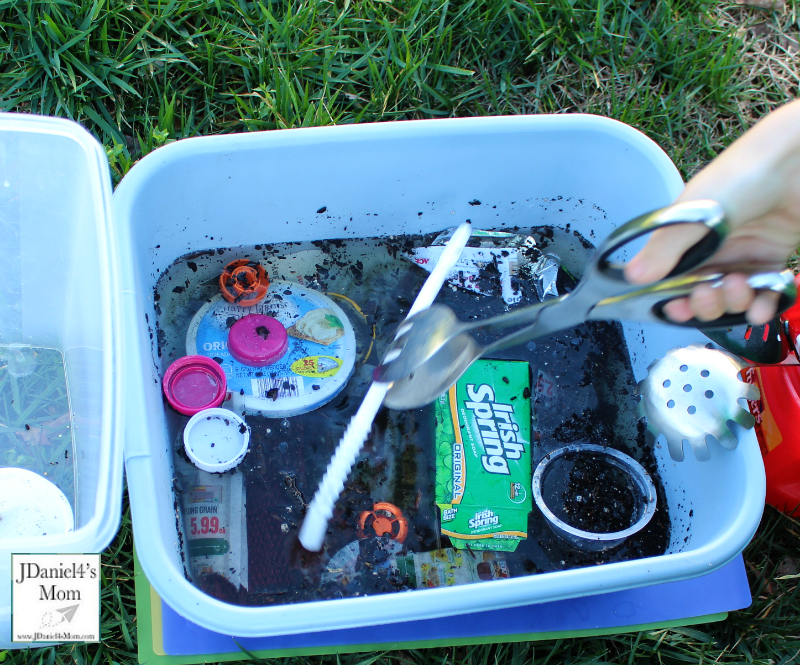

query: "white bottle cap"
xmin=183 ymin=408 xmax=250 ymax=473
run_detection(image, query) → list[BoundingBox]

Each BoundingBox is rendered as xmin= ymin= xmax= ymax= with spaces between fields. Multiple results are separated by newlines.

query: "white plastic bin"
xmin=0 ymin=114 xmax=125 ymax=648
xmin=114 ymin=115 xmax=765 ymax=637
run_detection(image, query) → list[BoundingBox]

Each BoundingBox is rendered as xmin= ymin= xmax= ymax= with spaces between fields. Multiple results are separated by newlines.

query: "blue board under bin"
xmin=157 ymin=555 xmax=750 ymax=656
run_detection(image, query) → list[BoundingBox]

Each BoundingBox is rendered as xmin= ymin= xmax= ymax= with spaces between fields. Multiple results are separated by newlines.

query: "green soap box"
xmin=435 ymin=359 xmax=532 ymax=552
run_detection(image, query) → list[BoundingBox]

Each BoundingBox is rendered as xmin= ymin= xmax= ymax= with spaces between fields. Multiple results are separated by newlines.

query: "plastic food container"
xmin=532 ymin=444 xmax=657 ymax=552
xmin=112 ymin=115 xmax=766 ymax=637
xmin=0 ymin=114 xmax=124 ymax=648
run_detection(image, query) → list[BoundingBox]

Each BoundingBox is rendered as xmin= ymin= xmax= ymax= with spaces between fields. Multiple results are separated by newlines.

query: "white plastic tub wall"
xmin=115 ymin=115 xmax=765 ymax=637
xmin=0 ymin=114 xmax=125 ymax=648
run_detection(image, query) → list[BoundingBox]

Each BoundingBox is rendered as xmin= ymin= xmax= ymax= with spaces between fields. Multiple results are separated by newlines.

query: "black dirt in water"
xmin=556 ymin=454 xmax=636 ymax=533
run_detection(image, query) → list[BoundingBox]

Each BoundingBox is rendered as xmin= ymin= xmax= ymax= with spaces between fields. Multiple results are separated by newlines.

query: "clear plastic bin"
xmin=113 ymin=115 xmax=765 ymax=637
xmin=0 ymin=114 xmax=124 ymax=648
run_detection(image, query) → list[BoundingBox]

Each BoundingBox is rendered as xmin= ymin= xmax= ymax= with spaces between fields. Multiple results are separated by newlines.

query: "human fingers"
xmin=624 ymin=222 xmax=710 ymax=285
xmin=662 ymin=297 xmax=693 ymax=323
xmin=688 ymin=282 xmax=727 ymax=322
xmin=746 ymin=290 xmax=781 ymax=326
xmin=660 ymin=274 xmax=754 ymax=324
xmin=720 ymin=273 xmax=755 ymax=314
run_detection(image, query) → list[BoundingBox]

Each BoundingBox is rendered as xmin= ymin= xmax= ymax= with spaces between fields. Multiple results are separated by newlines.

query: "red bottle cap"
xmin=228 ymin=314 xmax=288 ymax=367
xmin=163 ymin=356 xmax=227 ymax=416
xmin=219 ymin=259 xmax=269 ymax=306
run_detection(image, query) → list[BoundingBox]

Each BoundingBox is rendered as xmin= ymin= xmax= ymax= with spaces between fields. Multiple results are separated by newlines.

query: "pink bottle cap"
xmin=227 ymin=314 xmax=288 ymax=367
xmin=163 ymin=355 xmax=227 ymax=416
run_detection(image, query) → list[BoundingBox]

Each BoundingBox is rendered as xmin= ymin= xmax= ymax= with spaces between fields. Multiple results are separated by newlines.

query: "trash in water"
xmin=527 ymin=253 xmax=561 ymax=301
xmin=321 ymin=539 xmax=511 ymax=592
xmin=532 ymin=443 xmax=657 ymax=552
xmin=408 ymin=227 xmax=536 ymax=305
xmin=220 ymin=259 xmax=270 ymax=306
xmin=321 ymin=537 xmax=406 ymax=593
xmin=186 ymin=280 xmax=356 ymax=417
xmin=175 ymin=454 xmax=248 ymax=599
xmin=395 ymin=548 xmax=511 ymax=588
xmin=155 ymin=225 xmax=672 ymax=606
xmin=435 ymin=359 xmax=532 ymax=552
xmin=163 ymin=355 xmax=228 ymax=416
xmin=183 ymin=408 xmax=250 ymax=473
xmin=358 ymin=502 xmax=408 ymax=542
xmin=227 ymin=314 xmax=289 ymax=367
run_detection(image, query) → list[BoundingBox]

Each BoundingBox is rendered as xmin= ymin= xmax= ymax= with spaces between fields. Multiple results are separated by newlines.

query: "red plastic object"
xmin=744 ymin=364 xmax=800 ymax=516
xmin=358 ymin=502 xmax=408 ymax=543
xmin=163 ymin=356 xmax=227 ymax=416
xmin=219 ymin=259 xmax=269 ymax=306
xmin=227 ymin=314 xmax=288 ymax=367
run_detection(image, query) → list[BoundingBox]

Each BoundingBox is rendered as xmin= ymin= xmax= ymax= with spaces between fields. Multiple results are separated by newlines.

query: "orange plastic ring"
xmin=358 ymin=502 xmax=408 ymax=543
xmin=219 ymin=259 xmax=269 ymax=306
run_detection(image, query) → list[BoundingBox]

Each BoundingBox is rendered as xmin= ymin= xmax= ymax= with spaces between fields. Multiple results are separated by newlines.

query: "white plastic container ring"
xmin=183 ymin=408 xmax=250 ymax=473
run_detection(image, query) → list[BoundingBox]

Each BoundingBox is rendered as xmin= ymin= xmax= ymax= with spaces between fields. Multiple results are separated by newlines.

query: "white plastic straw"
xmin=299 ymin=221 xmax=472 ymax=551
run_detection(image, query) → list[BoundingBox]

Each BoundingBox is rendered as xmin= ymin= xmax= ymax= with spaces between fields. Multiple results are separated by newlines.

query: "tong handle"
xmin=652 ymin=270 xmax=798 ymax=329
xmin=592 ymin=270 xmax=797 ymax=329
xmin=593 ymin=200 xmax=728 ymax=284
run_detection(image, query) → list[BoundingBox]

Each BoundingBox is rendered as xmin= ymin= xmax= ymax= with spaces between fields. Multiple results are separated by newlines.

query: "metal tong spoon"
xmin=376 ymin=200 xmax=797 ymax=410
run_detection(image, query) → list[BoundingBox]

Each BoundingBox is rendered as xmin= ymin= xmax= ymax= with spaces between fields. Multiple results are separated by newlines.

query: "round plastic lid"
xmin=228 ymin=314 xmax=288 ymax=367
xmin=163 ymin=355 xmax=227 ymax=416
xmin=186 ymin=281 xmax=357 ymax=418
xmin=0 ymin=468 xmax=74 ymax=538
xmin=183 ymin=408 xmax=250 ymax=473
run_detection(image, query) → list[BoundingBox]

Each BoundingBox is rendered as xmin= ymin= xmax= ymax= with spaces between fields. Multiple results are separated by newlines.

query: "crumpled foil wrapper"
xmin=531 ymin=253 xmax=561 ymax=301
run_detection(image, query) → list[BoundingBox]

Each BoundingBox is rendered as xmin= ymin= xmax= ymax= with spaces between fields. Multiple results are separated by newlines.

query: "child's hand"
xmin=624 ymin=99 xmax=800 ymax=325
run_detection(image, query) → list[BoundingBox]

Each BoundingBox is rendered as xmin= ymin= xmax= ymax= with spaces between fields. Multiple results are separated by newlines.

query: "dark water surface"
xmin=154 ymin=226 xmax=670 ymax=606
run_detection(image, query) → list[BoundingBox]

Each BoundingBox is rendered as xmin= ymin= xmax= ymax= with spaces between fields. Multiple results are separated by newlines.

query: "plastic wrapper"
xmin=321 ymin=539 xmax=510 ymax=592
xmin=408 ymin=228 xmax=539 ymax=305
xmin=174 ymin=454 xmax=248 ymax=595
xmin=395 ymin=549 xmax=510 ymax=588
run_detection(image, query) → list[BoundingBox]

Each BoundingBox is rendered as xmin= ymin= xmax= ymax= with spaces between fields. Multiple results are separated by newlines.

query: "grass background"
xmin=0 ymin=0 xmax=799 ymax=662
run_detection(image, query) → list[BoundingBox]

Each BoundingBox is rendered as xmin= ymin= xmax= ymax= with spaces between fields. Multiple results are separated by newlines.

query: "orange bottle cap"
xmin=219 ymin=259 xmax=269 ymax=306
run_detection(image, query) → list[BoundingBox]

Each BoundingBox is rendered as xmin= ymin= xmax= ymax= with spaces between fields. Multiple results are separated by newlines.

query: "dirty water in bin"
xmin=0 ymin=346 xmax=76 ymax=509
xmin=153 ymin=224 xmax=671 ymax=606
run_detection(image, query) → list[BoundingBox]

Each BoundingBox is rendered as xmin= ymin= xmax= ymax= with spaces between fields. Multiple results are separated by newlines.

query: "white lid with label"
xmin=186 ymin=280 xmax=357 ymax=417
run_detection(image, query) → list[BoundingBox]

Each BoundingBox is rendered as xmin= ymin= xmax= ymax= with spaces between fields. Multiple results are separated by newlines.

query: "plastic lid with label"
xmin=186 ymin=280 xmax=356 ymax=417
